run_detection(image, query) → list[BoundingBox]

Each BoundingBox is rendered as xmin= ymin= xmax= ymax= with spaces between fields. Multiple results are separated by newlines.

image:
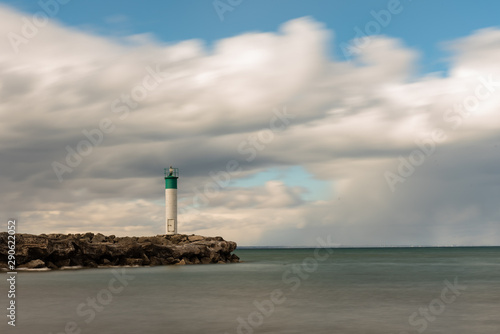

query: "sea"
xmin=2 ymin=247 xmax=499 ymax=334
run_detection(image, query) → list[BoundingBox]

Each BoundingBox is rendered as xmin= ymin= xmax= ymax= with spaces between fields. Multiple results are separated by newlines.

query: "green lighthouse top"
xmin=165 ymin=166 xmax=179 ymax=178
xmin=164 ymin=166 xmax=179 ymax=189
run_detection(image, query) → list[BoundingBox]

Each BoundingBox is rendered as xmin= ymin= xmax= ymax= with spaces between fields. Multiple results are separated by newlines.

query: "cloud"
xmin=445 ymin=28 xmax=500 ymax=77
xmin=1 ymin=5 xmax=500 ymax=246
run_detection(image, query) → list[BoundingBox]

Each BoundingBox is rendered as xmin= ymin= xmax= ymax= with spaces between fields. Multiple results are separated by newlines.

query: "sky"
xmin=1 ymin=0 xmax=500 ymax=246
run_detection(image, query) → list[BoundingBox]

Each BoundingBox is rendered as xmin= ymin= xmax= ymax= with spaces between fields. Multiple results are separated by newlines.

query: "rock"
xmin=124 ymin=258 xmax=143 ymax=266
xmin=188 ymin=235 xmax=205 ymax=242
xmin=0 ymin=233 xmax=239 ymax=270
xmin=116 ymin=237 xmax=136 ymax=245
xmin=92 ymin=233 xmax=107 ymax=243
xmin=84 ymin=260 xmax=98 ymax=268
xmin=49 ymin=239 xmax=77 ymax=261
xmin=137 ymin=237 xmax=151 ymax=243
xmin=160 ymin=258 xmax=173 ymax=265
xmin=211 ymin=253 xmax=221 ymax=263
xmin=55 ymin=259 xmax=71 ymax=267
xmin=83 ymin=232 xmax=94 ymax=240
xmin=70 ymin=257 xmax=83 ymax=267
xmin=19 ymin=259 xmax=46 ymax=269
xmin=47 ymin=261 xmax=58 ymax=270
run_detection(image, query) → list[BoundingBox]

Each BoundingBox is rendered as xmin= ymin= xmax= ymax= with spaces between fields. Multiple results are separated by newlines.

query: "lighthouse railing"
xmin=164 ymin=167 xmax=179 ymax=178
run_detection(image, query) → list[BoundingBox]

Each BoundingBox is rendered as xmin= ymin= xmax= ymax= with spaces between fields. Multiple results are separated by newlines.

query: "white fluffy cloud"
xmin=1 ymin=5 xmax=500 ymax=246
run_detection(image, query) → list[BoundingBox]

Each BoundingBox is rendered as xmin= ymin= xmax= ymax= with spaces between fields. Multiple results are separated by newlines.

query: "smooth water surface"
xmin=1 ymin=247 xmax=499 ymax=333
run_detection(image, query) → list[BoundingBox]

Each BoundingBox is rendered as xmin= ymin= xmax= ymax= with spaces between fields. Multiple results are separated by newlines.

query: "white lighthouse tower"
xmin=165 ymin=166 xmax=179 ymax=235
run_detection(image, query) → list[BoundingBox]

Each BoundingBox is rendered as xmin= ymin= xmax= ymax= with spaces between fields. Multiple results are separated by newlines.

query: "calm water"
xmin=2 ymin=247 xmax=500 ymax=334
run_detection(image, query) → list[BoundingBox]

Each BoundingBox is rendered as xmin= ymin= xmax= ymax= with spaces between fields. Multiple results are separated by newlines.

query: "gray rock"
xmin=19 ymin=259 xmax=46 ymax=269
xmin=92 ymin=233 xmax=107 ymax=243
xmin=47 ymin=261 xmax=58 ymax=270
xmin=188 ymin=235 xmax=205 ymax=242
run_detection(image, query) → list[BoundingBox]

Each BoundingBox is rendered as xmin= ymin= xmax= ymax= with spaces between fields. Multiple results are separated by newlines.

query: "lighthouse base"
xmin=166 ymin=219 xmax=177 ymax=235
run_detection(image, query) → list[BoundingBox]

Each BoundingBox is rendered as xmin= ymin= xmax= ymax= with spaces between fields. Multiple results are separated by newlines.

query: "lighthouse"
xmin=165 ymin=166 xmax=179 ymax=235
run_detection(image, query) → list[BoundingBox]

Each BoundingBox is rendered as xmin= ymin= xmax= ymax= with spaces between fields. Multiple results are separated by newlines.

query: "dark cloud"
xmin=1 ymin=6 xmax=499 ymax=245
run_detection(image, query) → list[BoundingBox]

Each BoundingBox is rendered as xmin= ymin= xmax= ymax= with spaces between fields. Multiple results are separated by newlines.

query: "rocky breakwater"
xmin=0 ymin=233 xmax=239 ymax=270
